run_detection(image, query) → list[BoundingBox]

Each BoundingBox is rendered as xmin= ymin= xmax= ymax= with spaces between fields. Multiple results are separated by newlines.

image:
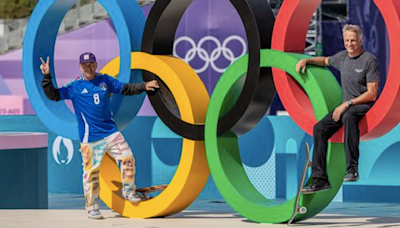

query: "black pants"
xmin=311 ymin=104 xmax=371 ymax=180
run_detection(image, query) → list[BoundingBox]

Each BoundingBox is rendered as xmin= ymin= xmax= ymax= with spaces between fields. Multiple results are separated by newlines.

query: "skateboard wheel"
xmin=299 ymin=206 xmax=307 ymax=214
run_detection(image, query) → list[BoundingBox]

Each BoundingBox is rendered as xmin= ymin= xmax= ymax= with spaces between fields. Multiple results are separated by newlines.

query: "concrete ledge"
xmin=0 ymin=132 xmax=47 ymax=150
xmin=0 ymin=132 xmax=48 ymax=209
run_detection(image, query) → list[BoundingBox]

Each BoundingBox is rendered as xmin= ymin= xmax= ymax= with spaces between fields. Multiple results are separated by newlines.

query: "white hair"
xmin=342 ymin=24 xmax=363 ymax=40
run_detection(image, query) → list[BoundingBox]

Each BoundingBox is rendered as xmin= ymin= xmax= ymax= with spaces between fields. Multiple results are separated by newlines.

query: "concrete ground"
xmin=1 ymin=195 xmax=400 ymax=228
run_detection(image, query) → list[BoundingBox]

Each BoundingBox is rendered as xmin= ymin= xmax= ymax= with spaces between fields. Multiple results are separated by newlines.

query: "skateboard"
xmin=288 ymin=143 xmax=311 ymax=225
xmin=136 ymin=184 xmax=168 ymax=200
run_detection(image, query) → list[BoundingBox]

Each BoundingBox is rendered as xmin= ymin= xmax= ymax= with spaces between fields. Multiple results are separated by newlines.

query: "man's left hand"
xmin=332 ymin=102 xmax=348 ymax=122
xmin=145 ymin=80 xmax=160 ymax=91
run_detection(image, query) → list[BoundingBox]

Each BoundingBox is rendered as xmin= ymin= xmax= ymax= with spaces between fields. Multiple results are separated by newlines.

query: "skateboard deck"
xmin=136 ymin=184 xmax=168 ymax=200
xmin=288 ymin=143 xmax=311 ymax=225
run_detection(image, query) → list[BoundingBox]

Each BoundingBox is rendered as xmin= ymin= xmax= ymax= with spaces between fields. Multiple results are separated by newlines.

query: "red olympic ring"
xmin=272 ymin=0 xmax=400 ymax=143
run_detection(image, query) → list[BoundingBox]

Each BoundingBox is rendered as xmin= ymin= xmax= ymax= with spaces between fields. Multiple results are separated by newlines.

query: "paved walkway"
xmin=1 ymin=195 xmax=400 ymax=227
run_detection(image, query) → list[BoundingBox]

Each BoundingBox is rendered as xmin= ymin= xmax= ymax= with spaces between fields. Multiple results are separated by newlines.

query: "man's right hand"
xmin=40 ymin=56 xmax=50 ymax=75
xmin=295 ymin=59 xmax=307 ymax=74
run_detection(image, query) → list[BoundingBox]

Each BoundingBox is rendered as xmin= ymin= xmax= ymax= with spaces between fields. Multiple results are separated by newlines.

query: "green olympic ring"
xmin=205 ymin=49 xmax=346 ymax=223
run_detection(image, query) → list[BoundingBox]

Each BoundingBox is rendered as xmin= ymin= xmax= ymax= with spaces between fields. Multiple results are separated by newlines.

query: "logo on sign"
xmin=173 ymin=35 xmax=247 ymax=74
xmin=52 ymin=136 xmax=74 ymax=165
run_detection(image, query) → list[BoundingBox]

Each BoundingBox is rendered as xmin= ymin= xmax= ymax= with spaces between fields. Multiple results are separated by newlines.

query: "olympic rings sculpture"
xmin=22 ymin=0 xmax=400 ymax=224
xmin=142 ymin=0 xmax=276 ymax=140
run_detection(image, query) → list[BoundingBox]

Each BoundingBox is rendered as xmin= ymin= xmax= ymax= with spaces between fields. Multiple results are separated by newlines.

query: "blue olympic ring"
xmin=22 ymin=0 xmax=146 ymax=140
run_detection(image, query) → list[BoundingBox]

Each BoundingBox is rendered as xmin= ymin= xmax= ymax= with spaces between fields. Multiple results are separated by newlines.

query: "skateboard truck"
xmin=287 ymin=143 xmax=311 ymax=225
xmin=135 ymin=184 xmax=168 ymax=201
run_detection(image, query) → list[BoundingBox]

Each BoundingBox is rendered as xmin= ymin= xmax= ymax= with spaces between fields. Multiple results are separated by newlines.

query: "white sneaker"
xmin=126 ymin=192 xmax=141 ymax=203
xmin=88 ymin=209 xmax=104 ymax=219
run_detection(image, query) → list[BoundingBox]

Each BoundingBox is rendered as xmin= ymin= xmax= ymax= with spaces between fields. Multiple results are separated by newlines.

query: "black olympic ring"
xmin=142 ymin=0 xmax=276 ymax=140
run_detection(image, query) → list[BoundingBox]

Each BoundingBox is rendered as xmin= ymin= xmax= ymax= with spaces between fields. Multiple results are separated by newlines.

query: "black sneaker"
xmin=344 ymin=168 xmax=359 ymax=182
xmin=301 ymin=178 xmax=331 ymax=194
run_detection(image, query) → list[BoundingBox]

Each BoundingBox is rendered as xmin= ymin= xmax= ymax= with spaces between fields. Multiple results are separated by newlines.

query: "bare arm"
xmin=350 ymin=82 xmax=379 ymax=105
xmin=332 ymin=82 xmax=379 ymax=121
xmin=296 ymin=57 xmax=330 ymax=74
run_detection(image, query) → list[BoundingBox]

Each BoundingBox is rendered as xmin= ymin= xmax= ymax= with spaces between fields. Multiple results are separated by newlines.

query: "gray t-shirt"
xmin=328 ymin=50 xmax=380 ymax=105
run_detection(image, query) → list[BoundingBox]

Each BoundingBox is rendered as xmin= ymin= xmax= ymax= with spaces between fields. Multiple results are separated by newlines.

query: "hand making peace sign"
xmin=40 ymin=56 xmax=50 ymax=75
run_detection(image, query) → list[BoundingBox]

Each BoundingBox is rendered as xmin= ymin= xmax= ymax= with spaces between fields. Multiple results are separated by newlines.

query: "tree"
xmin=0 ymin=0 xmax=37 ymax=19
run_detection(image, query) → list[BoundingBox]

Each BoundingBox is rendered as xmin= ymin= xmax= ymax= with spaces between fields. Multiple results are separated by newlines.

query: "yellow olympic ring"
xmin=98 ymin=52 xmax=210 ymax=218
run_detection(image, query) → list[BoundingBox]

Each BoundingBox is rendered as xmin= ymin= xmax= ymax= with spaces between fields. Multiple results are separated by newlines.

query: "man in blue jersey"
xmin=40 ymin=53 xmax=159 ymax=219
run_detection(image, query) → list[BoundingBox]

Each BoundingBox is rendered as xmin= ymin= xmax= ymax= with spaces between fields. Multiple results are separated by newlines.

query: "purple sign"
xmin=144 ymin=0 xmax=248 ymax=94
xmin=0 ymin=0 xmax=248 ymax=115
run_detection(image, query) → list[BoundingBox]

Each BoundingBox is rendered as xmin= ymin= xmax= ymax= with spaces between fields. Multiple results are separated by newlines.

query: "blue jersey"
xmin=59 ymin=73 xmax=125 ymax=143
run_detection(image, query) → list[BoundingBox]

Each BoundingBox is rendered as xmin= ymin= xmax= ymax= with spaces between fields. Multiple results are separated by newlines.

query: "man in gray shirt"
xmin=295 ymin=24 xmax=380 ymax=193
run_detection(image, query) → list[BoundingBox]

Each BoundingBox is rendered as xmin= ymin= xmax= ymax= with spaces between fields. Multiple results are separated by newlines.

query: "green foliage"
xmin=0 ymin=0 xmax=94 ymax=18
xmin=0 ymin=0 xmax=37 ymax=19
